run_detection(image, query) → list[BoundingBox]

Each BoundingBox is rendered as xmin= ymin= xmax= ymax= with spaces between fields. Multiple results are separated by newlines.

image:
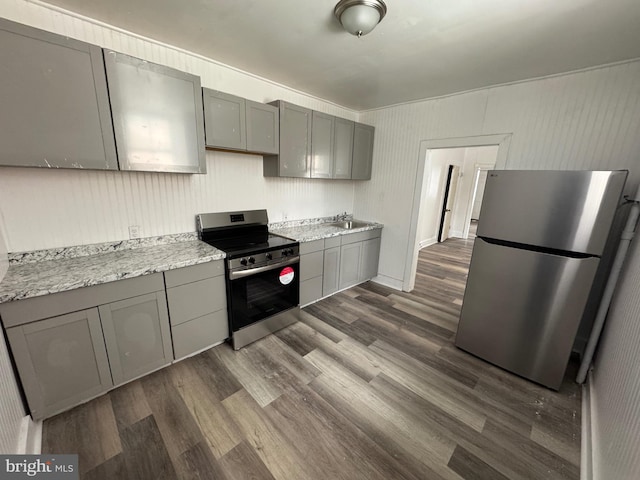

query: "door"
xmin=99 ymin=292 xmax=173 ymax=386
xmin=279 ymin=102 xmax=312 ymax=178
xmin=438 ymin=165 xmax=460 ymax=242
xmin=311 ymin=111 xmax=335 ymax=178
xmin=246 ymin=100 xmax=279 ymax=154
xmin=456 ymin=238 xmax=600 ymax=389
xmin=351 ymin=123 xmax=374 ymax=180
xmin=6 ymin=308 xmax=113 ymax=420
xmin=202 ymin=88 xmax=246 ymax=150
xmin=323 ymin=247 xmax=341 ymax=296
xmin=333 ymin=118 xmax=354 ymax=179
xmin=339 ymin=242 xmax=362 ymax=290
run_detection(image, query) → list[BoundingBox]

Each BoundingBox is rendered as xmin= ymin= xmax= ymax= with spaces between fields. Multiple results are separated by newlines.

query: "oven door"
xmin=227 ymin=259 xmax=300 ymax=332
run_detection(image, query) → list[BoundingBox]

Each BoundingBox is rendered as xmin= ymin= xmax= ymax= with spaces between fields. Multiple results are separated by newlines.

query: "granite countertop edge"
xmin=271 ymin=220 xmax=383 ymax=243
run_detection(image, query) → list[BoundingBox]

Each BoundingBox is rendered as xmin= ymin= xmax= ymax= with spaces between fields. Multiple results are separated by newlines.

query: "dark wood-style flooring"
xmin=43 ymin=224 xmax=581 ymax=479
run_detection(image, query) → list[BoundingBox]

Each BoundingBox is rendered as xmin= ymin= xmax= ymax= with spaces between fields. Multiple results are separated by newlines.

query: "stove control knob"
xmin=240 ymin=258 xmax=248 ymax=266
xmin=282 ymin=249 xmax=289 ymax=257
xmin=248 ymin=257 xmax=256 ymax=264
xmin=265 ymin=253 xmax=273 ymax=260
xmin=287 ymin=248 xmax=295 ymax=256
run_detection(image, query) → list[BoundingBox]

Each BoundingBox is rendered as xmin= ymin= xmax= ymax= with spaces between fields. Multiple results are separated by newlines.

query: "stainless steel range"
xmin=196 ymin=209 xmax=300 ymax=349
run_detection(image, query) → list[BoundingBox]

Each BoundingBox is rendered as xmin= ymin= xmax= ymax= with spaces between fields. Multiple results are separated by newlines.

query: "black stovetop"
xmin=203 ymin=232 xmax=297 ymax=259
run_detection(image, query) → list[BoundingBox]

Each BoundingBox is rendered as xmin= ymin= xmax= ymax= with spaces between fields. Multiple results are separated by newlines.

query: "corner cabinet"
xmin=202 ymin=89 xmax=279 ymax=155
xmin=103 ymin=50 xmax=207 ymax=173
xmin=264 ymin=101 xmax=312 ymax=178
xmin=0 ymin=18 xmax=118 ymax=170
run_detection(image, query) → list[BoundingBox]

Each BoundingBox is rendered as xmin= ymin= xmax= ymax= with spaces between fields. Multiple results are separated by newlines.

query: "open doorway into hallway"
xmin=403 ymin=134 xmax=511 ymax=292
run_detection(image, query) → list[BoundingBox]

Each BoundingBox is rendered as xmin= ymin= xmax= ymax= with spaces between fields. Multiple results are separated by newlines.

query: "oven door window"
xmin=229 ymin=263 xmax=300 ymax=331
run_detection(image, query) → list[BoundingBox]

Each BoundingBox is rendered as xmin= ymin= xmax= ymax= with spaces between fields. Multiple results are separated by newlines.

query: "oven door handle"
xmin=229 ymin=256 xmax=300 ymax=280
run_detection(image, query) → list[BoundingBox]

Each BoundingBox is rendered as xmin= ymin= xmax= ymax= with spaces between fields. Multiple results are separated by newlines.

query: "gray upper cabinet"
xmin=99 ymin=292 xmax=173 ymax=386
xmin=0 ymin=18 xmax=117 ymax=170
xmin=333 ymin=118 xmax=355 ymax=179
xmin=6 ymin=308 xmax=113 ymax=420
xmin=203 ymin=89 xmax=246 ymax=150
xmin=352 ymin=123 xmax=375 ymax=180
xmin=246 ymin=100 xmax=279 ymax=154
xmin=311 ymin=111 xmax=335 ymax=178
xmin=264 ymin=101 xmax=312 ymax=178
xmin=203 ymin=89 xmax=279 ymax=155
xmin=103 ymin=50 xmax=206 ymax=174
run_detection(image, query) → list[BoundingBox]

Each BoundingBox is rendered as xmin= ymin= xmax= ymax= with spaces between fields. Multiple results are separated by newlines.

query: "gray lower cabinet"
xmin=360 ymin=237 xmax=381 ymax=281
xmin=203 ymin=89 xmax=279 ymax=155
xmin=339 ymin=242 xmax=363 ymax=290
xmin=99 ymin=292 xmax=173 ymax=386
xmin=103 ymin=49 xmax=206 ymax=173
xmin=352 ymin=123 xmax=375 ymax=180
xmin=165 ymin=261 xmax=229 ymax=360
xmin=311 ymin=111 xmax=335 ymax=178
xmin=0 ymin=18 xmax=117 ymax=170
xmin=338 ymin=229 xmax=382 ymax=291
xmin=300 ymin=239 xmax=325 ymax=306
xmin=264 ymin=101 xmax=312 ymax=178
xmin=6 ymin=309 xmax=113 ymax=420
xmin=323 ymin=237 xmax=342 ymax=297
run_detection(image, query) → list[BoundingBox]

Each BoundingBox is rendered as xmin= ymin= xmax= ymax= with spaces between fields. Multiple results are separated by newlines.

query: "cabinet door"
xmin=333 ymin=118 xmax=355 ymax=179
xmin=311 ymin=111 xmax=335 ymax=178
xmin=6 ymin=309 xmax=112 ymax=420
xmin=203 ymin=88 xmax=246 ymax=150
xmin=339 ymin=242 xmax=363 ymax=290
xmin=359 ymin=237 xmax=381 ymax=282
xmin=246 ymin=100 xmax=279 ymax=154
xmin=323 ymin=246 xmax=341 ymax=296
xmin=99 ymin=292 xmax=173 ymax=386
xmin=301 ymin=277 xmax=323 ymax=306
xmin=0 ymin=19 xmax=117 ymax=170
xmin=351 ymin=123 xmax=375 ymax=180
xmin=276 ymin=102 xmax=312 ymax=178
xmin=104 ymin=50 xmax=206 ymax=173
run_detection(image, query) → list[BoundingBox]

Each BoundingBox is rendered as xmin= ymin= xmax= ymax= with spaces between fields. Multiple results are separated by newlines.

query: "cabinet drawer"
xmin=300 ymin=276 xmax=323 ymax=307
xmin=0 ymin=273 xmax=164 ymax=328
xmin=166 ymin=275 xmax=226 ymax=326
xmin=172 ymin=310 xmax=229 ymax=360
xmin=301 ymin=251 xmax=324 ymax=281
xmin=325 ymin=236 xmax=342 ymax=249
xmin=341 ymin=229 xmax=381 ymax=245
xmin=300 ymin=239 xmax=324 ymax=255
xmin=164 ymin=260 xmax=224 ymax=288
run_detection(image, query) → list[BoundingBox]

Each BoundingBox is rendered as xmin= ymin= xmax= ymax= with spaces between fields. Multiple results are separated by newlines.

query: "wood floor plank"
xmin=447 ymin=445 xmax=510 ymax=480
xmin=119 ymin=415 xmax=177 ymax=480
xmin=297 ymin=307 xmax=348 ymax=342
xmin=42 ymin=394 xmax=122 ymax=475
xmin=222 ymin=389 xmax=317 ymax=480
xmin=530 ymin=423 xmax=580 ymax=467
xmin=140 ymin=369 xmax=205 ymax=461
xmin=218 ymin=441 xmax=277 ymax=480
xmin=168 ymin=359 xmax=242 ymax=459
xmin=109 ymin=379 xmax=151 ymax=434
xmin=194 ymin=349 xmax=244 ymax=402
xmin=174 ymin=441 xmax=229 ymax=480
xmin=306 ymin=349 xmax=460 ymax=479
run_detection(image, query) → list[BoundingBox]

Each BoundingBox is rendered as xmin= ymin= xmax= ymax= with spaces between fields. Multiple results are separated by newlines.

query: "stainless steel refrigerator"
xmin=455 ymin=170 xmax=628 ymax=390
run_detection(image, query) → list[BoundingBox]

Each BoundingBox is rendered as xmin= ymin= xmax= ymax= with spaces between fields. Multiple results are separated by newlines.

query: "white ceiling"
xmin=41 ymin=0 xmax=640 ymax=110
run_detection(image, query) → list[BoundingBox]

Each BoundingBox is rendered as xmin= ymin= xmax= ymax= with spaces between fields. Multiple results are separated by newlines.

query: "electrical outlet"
xmin=282 ymin=212 xmax=288 ymax=221
xmin=128 ymin=225 xmax=141 ymax=239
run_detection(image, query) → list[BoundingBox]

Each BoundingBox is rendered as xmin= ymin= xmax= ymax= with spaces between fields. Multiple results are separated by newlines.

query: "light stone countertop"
xmin=270 ymin=219 xmax=383 ymax=243
xmin=0 ymin=217 xmax=382 ymax=305
xmin=0 ymin=240 xmax=224 ymax=304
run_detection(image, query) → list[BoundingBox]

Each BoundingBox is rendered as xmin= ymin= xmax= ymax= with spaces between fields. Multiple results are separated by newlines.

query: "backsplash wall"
xmin=0 ymin=0 xmax=358 ymax=253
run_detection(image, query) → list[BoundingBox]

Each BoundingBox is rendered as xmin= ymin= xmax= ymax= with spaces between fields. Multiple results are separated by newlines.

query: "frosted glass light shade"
xmin=340 ymin=5 xmax=381 ymax=36
xmin=334 ymin=0 xmax=387 ymax=37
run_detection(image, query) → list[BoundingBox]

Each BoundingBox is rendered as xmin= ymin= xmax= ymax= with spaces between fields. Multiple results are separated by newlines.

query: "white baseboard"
xmin=371 ymin=274 xmax=403 ymax=291
xmin=17 ymin=415 xmax=42 ymax=454
xmin=581 ymin=374 xmax=593 ymax=480
xmin=418 ymin=237 xmax=437 ymax=249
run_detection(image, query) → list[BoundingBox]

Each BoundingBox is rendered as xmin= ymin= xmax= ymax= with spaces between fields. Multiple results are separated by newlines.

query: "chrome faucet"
xmin=336 ymin=211 xmax=349 ymax=221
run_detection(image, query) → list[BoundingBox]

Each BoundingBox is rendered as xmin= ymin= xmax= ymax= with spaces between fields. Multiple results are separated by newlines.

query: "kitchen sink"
xmin=329 ymin=220 xmax=370 ymax=229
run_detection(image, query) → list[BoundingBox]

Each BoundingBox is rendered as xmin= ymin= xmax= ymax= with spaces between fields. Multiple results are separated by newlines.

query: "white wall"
xmin=0 ymin=217 xmax=27 ymax=453
xmin=416 ymin=148 xmax=465 ymax=247
xmin=356 ymin=60 xmax=640 ymax=286
xmin=0 ymin=0 xmax=358 ymax=252
xmin=590 ymin=231 xmax=640 ymax=479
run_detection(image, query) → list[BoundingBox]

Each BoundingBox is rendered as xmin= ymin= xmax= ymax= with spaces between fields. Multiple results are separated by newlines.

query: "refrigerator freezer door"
xmin=477 ymin=170 xmax=627 ymax=255
xmin=455 ymin=238 xmax=600 ymax=389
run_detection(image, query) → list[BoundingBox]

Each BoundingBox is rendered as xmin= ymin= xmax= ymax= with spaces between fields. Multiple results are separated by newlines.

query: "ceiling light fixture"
xmin=334 ymin=0 xmax=387 ymax=38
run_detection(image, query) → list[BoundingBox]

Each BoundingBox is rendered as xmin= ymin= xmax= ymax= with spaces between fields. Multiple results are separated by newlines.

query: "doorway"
xmin=403 ymin=134 xmax=511 ymax=292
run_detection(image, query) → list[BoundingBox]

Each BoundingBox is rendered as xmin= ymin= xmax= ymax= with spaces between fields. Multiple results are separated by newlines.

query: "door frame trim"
xmin=403 ymin=133 xmax=512 ymax=291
